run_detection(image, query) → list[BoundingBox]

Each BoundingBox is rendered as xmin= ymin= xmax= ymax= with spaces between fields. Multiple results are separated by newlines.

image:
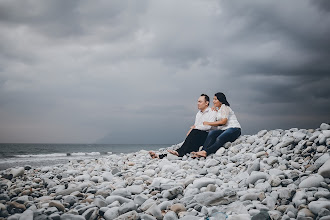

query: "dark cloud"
xmin=0 ymin=0 xmax=329 ymax=143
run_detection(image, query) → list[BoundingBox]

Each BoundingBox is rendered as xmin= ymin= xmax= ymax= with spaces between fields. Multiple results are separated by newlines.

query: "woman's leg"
xmin=203 ymin=130 xmax=224 ymax=149
xmin=177 ymin=129 xmax=208 ymax=156
xmin=202 ymin=128 xmax=241 ymax=155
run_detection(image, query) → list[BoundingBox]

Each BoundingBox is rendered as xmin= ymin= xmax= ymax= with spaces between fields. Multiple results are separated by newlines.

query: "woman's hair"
xmin=215 ymin=92 xmax=230 ymax=106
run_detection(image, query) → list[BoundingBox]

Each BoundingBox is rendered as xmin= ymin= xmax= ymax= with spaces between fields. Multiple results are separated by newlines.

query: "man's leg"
xmin=203 ymin=128 xmax=241 ymax=155
xmin=177 ymin=129 xmax=208 ymax=157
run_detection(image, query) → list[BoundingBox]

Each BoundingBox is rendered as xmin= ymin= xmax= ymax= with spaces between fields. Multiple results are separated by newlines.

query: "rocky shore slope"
xmin=1 ymin=123 xmax=330 ymax=220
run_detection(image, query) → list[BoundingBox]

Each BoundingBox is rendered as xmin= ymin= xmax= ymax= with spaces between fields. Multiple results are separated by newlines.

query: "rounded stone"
xmin=170 ymin=203 xmax=186 ymax=213
xmin=318 ymin=158 xmax=330 ymax=178
xmin=299 ymin=174 xmax=324 ymax=188
xmin=308 ymin=201 xmax=330 ymax=214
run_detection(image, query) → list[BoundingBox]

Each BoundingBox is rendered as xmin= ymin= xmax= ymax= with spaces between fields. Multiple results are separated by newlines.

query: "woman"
xmin=192 ymin=92 xmax=241 ymax=158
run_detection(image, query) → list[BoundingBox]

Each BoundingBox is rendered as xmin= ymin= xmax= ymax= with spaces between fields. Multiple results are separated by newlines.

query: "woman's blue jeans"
xmin=202 ymin=127 xmax=241 ymax=155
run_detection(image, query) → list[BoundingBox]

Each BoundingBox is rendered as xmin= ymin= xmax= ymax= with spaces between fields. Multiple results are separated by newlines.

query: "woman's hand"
xmin=211 ymin=107 xmax=217 ymax=111
xmin=190 ymin=125 xmax=195 ymax=129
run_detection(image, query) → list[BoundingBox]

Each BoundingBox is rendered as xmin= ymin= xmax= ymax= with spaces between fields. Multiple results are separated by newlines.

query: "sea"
xmin=0 ymin=143 xmax=172 ymax=170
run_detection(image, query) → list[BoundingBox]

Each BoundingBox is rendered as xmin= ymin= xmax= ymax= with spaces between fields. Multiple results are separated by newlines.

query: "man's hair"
xmin=200 ymin=94 xmax=210 ymax=106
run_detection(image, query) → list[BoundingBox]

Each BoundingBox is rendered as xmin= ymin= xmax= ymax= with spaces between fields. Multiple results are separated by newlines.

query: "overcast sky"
xmin=0 ymin=0 xmax=329 ymax=144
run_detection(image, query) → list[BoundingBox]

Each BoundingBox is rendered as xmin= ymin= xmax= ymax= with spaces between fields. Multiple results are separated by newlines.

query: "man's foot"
xmin=149 ymin=151 xmax=159 ymax=159
xmin=167 ymin=149 xmax=179 ymax=156
xmin=191 ymin=150 xmax=207 ymax=158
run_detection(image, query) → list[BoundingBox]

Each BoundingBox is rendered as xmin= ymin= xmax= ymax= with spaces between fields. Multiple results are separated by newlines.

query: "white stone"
xmin=144 ymin=169 xmax=156 ymax=177
xmin=318 ymin=158 xmax=330 ymax=178
xmin=258 ymin=130 xmax=268 ymax=137
xmin=270 ymin=137 xmax=279 ymax=146
xmin=292 ymin=190 xmax=307 ymax=207
xmin=19 ymin=209 xmax=33 ymax=220
xmin=268 ymin=169 xmax=284 ymax=176
xmin=309 ymin=132 xmax=321 ymax=141
xmin=102 ymin=172 xmax=113 ymax=181
xmin=127 ymin=185 xmax=144 ymax=194
xmin=158 ymin=201 xmax=172 ymax=211
xmin=308 ymin=200 xmax=330 ymax=214
xmin=315 ymin=154 xmax=330 ymax=168
xmin=246 ymin=172 xmax=269 ymax=185
xmin=103 ymin=207 xmax=119 ymax=220
xmin=111 ymin=188 xmax=131 ymax=198
xmin=114 ymin=210 xmax=139 ymax=220
xmin=240 ymin=193 xmax=261 ymax=201
xmin=255 ymin=181 xmax=271 ymax=192
xmin=215 ymin=147 xmax=226 ymax=155
xmin=191 ymin=177 xmax=216 ymax=188
xmin=293 ymin=131 xmax=306 ymax=141
xmin=163 ymin=211 xmax=178 ymax=220
xmin=299 ymin=174 xmax=324 ymax=188
xmin=227 ymin=214 xmax=251 ymax=220
xmin=205 ymin=159 xmax=220 ymax=168
xmin=11 ymin=167 xmax=25 ymax=178
xmin=133 ymin=194 xmax=148 ymax=206
xmin=105 ymin=196 xmax=132 ymax=205
xmin=145 ymin=204 xmax=162 ymax=219
xmin=297 ymin=208 xmax=314 ymax=218
xmin=267 ymin=156 xmax=278 ymax=165
xmin=194 ymin=189 xmax=236 ymax=206
xmin=162 ymin=164 xmax=177 ymax=173
xmin=323 ymin=130 xmax=330 ymax=138
xmin=269 ymin=176 xmax=281 ymax=187
xmin=291 ymin=161 xmax=300 ymax=169
xmin=246 ymin=136 xmax=255 ymax=144
xmin=320 ymin=123 xmax=330 ymax=130
xmin=75 ymin=174 xmax=90 ymax=181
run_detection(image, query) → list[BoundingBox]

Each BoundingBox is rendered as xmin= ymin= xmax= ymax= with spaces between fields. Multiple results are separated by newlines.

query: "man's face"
xmin=197 ymin=96 xmax=208 ymax=111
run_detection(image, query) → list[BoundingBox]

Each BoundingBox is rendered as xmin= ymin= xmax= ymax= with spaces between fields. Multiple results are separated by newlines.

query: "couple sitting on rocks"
xmin=149 ymin=92 xmax=241 ymax=159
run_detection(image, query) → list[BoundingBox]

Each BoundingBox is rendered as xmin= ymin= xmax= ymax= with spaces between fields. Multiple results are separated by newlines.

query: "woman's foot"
xmin=149 ymin=151 xmax=159 ymax=159
xmin=167 ymin=149 xmax=179 ymax=156
xmin=191 ymin=150 xmax=207 ymax=158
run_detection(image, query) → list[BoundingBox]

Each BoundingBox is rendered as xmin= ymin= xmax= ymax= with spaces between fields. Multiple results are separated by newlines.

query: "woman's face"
xmin=213 ymin=96 xmax=222 ymax=108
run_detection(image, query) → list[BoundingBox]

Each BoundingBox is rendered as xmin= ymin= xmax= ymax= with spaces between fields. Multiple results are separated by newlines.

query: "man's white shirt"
xmin=194 ymin=107 xmax=217 ymax=131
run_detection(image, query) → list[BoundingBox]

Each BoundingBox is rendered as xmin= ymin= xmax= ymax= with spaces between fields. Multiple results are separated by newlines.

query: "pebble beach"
xmin=1 ymin=123 xmax=330 ymax=220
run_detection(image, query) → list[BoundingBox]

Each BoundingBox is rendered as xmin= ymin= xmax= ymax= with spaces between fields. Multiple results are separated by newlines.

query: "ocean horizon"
xmin=0 ymin=143 xmax=172 ymax=170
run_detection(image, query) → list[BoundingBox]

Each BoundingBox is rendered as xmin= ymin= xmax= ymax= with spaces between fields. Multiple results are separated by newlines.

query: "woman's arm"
xmin=203 ymin=118 xmax=227 ymax=126
xmin=203 ymin=105 xmax=229 ymax=126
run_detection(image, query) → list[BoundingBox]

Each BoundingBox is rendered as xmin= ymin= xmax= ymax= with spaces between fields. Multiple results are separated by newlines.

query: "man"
xmin=149 ymin=94 xmax=216 ymax=158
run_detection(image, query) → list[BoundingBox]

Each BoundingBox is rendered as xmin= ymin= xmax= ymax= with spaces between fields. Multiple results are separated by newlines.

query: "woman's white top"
xmin=216 ymin=104 xmax=241 ymax=130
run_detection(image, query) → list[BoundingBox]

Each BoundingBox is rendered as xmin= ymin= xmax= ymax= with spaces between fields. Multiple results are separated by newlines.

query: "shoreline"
xmin=0 ymin=124 xmax=329 ymax=219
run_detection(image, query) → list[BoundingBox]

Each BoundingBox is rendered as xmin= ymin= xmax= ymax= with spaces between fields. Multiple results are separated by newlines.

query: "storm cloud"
xmin=0 ymin=0 xmax=329 ymax=144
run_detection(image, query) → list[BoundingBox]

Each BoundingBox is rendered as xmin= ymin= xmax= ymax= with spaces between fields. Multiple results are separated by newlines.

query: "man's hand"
xmin=187 ymin=125 xmax=195 ymax=136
